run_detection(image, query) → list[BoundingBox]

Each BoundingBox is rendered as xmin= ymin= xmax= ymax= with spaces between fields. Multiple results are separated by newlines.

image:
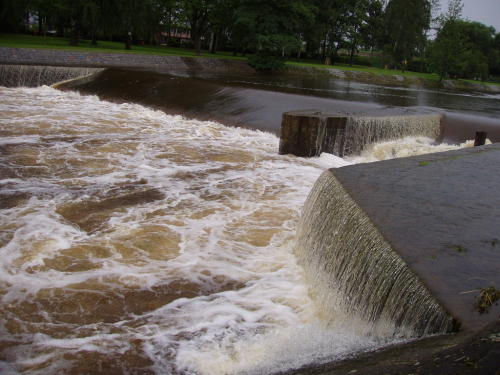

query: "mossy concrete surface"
xmin=331 ymin=143 xmax=500 ymax=332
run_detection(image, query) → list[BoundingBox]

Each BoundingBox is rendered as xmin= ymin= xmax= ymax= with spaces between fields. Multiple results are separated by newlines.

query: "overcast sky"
xmin=437 ymin=0 xmax=500 ymax=32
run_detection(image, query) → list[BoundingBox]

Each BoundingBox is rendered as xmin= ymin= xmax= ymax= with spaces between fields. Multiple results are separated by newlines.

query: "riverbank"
xmin=286 ymin=64 xmax=500 ymax=92
xmin=1 ymin=46 xmax=499 ymax=92
xmin=0 ymin=47 xmax=254 ymax=72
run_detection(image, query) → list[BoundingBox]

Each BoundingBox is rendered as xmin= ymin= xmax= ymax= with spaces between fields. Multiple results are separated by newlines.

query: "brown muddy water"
xmin=0 ymin=69 xmax=498 ymax=374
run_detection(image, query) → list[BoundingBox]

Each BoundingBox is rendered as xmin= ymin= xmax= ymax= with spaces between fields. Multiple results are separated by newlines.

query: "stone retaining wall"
xmin=0 ymin=47 xmax=254 ymax=72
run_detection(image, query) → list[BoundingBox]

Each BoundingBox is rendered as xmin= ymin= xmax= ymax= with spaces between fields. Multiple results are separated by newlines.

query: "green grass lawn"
xmin=0 ymin=33 xmax=246 ymax=59
xmin=286 ymin=60 xmax=442 ymax=82
xmin=2 ymin=33 xmax=498 ymax=86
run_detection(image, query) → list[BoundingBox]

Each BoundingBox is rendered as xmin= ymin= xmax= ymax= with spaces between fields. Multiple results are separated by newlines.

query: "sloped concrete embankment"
xmin=300 ymin=143 xmax=500 ymax=332
xmin=0 ymin=47 xmax=254 ymax=72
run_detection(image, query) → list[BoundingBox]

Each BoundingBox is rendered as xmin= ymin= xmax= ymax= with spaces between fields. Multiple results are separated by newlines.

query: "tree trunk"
xmin=38 ymin=14 xmax=43 ymax=36
xmin=92 ymin=26 xmax=98 ymax=46
xmin=192 ymin=31 xmax=202 ymax=56
xmin=125 ymin=5 xmax=132 ymax=50
xmin=43 ymin=18 xmax=47 ymax=45
xmin=322 ymin=32 xmax=327 ymax=59
xmin=69 ymin=8 xmax=79 ymax=47
xmin=420 ymin=48 xmax=424 ymax=73
xmin=349 ymin=40 xmax=356 ymax=66
xmin=402 ymin=42 xmax=407 ymax=73
xmin=332 ymin=44 xmax=340 ymax=65
xmin=210 ymin=27 xmax=219 ymax=54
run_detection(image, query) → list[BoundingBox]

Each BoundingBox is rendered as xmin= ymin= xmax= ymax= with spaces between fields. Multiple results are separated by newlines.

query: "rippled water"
xmin=0 ymin=86 xmax=471 ymax=374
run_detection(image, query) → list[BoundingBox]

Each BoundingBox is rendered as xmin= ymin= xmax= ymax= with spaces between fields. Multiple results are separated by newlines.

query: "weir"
xmin=279 ymin=109 xmax=443 ymax=157
xmin=0 ymin=65 xmax=104 ymax=87
xmin=4 ymin=65 xmax=500 ymax=339
xmin=295 ymin=171 xmax=458 ymax=337
xmin=296 ymin=143 xmax=500 ymax=335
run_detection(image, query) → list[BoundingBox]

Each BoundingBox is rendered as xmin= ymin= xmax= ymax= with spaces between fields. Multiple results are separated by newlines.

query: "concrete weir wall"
xmin=0 ymin=47 xmax=254 ymax=72
xmin=279 ymin=109 xmax=443 ymax=157
xmin=297 ymin=143 xmax=500 ymax=332
xmin=0 ymin=65 xmax=104 ymax=87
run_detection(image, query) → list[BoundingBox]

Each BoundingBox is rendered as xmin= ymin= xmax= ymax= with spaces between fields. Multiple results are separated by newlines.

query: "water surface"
xmin=0 ymin=84 xmax=473 ymax=374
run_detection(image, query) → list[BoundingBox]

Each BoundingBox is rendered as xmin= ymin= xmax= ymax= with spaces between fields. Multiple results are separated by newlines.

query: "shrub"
xmin=247 ymin=52 xmax=285 ymax=71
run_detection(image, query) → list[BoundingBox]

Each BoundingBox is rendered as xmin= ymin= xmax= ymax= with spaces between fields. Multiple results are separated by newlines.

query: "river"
xmin=0 ymin=69 xmax=498 ymax=374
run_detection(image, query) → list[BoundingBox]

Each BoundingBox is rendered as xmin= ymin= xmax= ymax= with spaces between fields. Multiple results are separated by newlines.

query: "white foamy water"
xmin=0 ymin=86 xmax=469 ymax=375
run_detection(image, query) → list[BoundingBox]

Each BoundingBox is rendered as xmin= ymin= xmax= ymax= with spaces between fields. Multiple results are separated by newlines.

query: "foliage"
xmin=473 ymin=286 xmax=500 ymax=314
xmin=385 ymin=0 xmax=431 ymax=73
xmin=427 ymin=0 xmax=499 ymax=82
xmin=247 ymin=51 xmax=286 ymax=71
xmin=0 ymin=0 xmax=499 ymax=78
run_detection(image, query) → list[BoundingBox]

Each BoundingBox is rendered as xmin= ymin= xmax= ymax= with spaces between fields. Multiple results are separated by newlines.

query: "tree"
xmin=362 ymin=0 xmax=385 ymax=64
xmin=427 ymin=0 xmax=499 ymax=81
xmin=385 ymin=0 xmax=431 ymax=73
xmin=177 ymin=0 xmax=222 ymax=56
xmin=345 ymin=0 xmax=368 ymax=66
xmin=235 ymin=0 xmax=315 ymax=70
xmin=426 ymin=0 xmax=466 ymax=81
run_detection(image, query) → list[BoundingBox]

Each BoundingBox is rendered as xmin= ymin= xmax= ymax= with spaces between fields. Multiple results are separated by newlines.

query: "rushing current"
xmin=0 ymin=85 xmax=472 ymax=374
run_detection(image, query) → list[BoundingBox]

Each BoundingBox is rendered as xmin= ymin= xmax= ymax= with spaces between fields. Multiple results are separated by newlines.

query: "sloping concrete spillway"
xmin=295 ymin=143 xmax=500 ymax=335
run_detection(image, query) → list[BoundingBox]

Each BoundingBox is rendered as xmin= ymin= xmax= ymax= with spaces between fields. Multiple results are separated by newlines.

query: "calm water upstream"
xmin=57 ymin=69 xmax=500 ymax=141
xmin=0 ymin=70 xmax=498 ymax=374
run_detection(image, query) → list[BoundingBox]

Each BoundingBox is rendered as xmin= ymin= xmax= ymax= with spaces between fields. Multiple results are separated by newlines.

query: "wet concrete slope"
xmin=330 ymin=143 xmax=500 ymax=332
xmin=56 ymin=68 xmax=382 ymax=134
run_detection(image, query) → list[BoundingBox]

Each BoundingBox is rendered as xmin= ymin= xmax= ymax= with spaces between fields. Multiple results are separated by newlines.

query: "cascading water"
xmin=279 ymin=110 xmax=442 ymax=158
xmin=0 ymin=82 xmax=473 ymax=374
xmin=341 ymin=115 xmax=442 ymax=156
xmin=295 ymin=170 xmax=459 ymax=338
xmin=0 ymin=65 xmax=104 ymax=88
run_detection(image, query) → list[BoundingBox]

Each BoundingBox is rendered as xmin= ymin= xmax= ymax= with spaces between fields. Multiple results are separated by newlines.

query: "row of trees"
xmin=1 ymin=0 xmax=499 ymax=79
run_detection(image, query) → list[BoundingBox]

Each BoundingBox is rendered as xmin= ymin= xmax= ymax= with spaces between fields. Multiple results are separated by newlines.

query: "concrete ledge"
xmin=279 ymin=109 xmax=442 ymax=157
xmin=331 ymin=143 xmax=500 ymax=331
xmin=0 ymin=47 xmax=254 ymax=72
xmin=0 ymin=65 xmax=104 ymax=87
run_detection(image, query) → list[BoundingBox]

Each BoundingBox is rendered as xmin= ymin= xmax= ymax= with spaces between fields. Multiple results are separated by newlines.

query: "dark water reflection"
xmin=57 ymin=68 xmax=500 ymax=142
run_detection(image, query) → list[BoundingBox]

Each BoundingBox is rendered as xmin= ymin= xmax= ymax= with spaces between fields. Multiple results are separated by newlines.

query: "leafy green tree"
xmin=177 ymin=0 xmax=223 ymax=56
xmin=235 ymin=0 xmax=315 ymax=70
xmin=362 ymin=0 xmax=385 ymax=64
xmin=427 ymin=0 xmax=499 ymax=81
xmin=426 ymin=0 xmax=467 ymax=81
xmin=385 ymin=0 xmax=431 ymax=73
xmin=344 ymin=0 xmax=368 ymax=66
xmin=0 ymin=0 xmax=30 ymax=33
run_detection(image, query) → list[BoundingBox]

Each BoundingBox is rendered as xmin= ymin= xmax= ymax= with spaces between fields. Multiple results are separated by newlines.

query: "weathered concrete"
xmin=330 ymin=143 xmax=500 ymax=331
xmin=0 ymin=65 xmax=104 ymax=87
xmin=279 ymin=109 xmax=443 ymax=157
xmin=0 ymin=47 xmax=254 ymax=72
xmin=288 ymin=318 xmax=500 ymax=374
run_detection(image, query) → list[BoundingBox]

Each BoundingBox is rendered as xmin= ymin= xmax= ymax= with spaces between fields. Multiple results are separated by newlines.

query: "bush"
xmin=247 ymin=52 xmax=285 ymax=71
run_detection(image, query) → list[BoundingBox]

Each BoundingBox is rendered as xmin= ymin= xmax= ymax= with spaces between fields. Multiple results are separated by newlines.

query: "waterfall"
xmin=340 ymin=115 xmax=442 ymax=156
xmin=295 ymin=170 xmax=458 ymax=338
xmin=280 ymin=110 xmax=443 ymax=157
xmin=0 ymin=65 xmax=104 ymax=87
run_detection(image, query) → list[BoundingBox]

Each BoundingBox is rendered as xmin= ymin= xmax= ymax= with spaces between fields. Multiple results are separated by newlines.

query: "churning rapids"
xmin=0 ymin=85 xmax=474 ymax=374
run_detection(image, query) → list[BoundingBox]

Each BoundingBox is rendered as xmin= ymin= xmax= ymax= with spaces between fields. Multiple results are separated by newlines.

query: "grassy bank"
xmin=0 ymin=33 xmax=245 ymax=59
xmin=2 ymin=33 xmax=499 ymax=89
